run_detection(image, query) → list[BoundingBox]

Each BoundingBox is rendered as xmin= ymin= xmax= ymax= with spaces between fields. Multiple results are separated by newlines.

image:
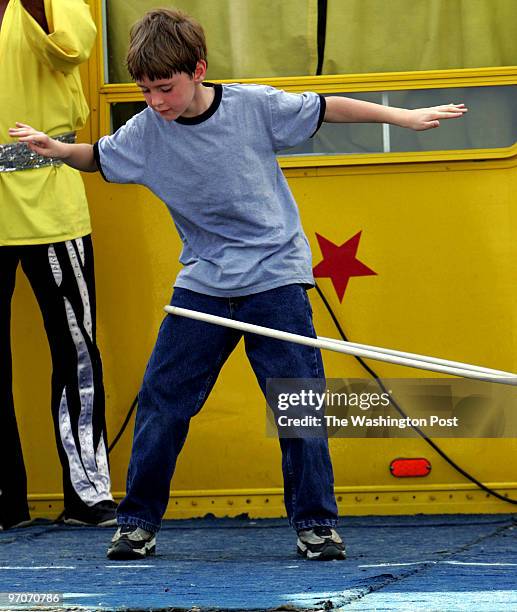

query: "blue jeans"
xmin=117 ymin=284 xmax=338 ymax=533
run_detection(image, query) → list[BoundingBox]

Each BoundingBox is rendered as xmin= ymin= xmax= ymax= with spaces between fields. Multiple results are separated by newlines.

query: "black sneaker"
xmin=297 ymin=526 xmax=346 ymax=560
xmin=63 ymin=500 xmax=118 ymax=527
xmin=107 ymin=525 xmax=156 ymax=560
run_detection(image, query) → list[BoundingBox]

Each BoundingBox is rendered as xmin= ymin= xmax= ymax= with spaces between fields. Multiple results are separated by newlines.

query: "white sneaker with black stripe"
xmin=107 ymin=525 xmax=156 ymax=560
xmin=297 ymin=526 xmax=346 ymax=560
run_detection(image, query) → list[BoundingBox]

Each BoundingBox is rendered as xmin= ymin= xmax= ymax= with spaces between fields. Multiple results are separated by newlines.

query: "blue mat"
xmin=0 ymin=514 xmax=515 ymax=611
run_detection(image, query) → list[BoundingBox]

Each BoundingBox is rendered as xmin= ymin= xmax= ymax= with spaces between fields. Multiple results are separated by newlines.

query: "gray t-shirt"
xmin=95 ymin=83 xmax=325 ymax=297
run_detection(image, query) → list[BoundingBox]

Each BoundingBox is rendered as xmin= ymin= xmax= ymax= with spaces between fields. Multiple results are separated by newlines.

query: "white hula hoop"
xmin=164 ymin=306 xmax=517 ymax=386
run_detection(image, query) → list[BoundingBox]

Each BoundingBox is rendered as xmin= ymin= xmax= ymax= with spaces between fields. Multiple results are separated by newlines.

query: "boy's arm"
xmin=8 ymin=123 xmax=98 ymax=173
xmin=324 ymin=97 xmax=467 ymax=130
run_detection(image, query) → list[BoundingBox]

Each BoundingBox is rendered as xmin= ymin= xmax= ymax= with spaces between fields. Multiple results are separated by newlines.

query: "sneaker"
xmin=297 ymin=526 xmax=346 ymax=560
xmin=63 ymin=500 xmax=118 ymax=527
xmin=107 ymin=526 xmax=156 ymax=560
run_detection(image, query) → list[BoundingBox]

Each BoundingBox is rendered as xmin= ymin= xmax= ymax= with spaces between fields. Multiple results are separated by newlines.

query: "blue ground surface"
xmin=0 ymin=514 xmax=515 ymax=611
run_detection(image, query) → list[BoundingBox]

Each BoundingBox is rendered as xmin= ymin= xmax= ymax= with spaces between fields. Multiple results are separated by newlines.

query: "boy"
xmin=9 ymin=8 xmax=466 ymax=559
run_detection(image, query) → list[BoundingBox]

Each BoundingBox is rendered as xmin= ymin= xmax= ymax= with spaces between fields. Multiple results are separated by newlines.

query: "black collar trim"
xmin=175 ymin=83 xmax=222 ymax=125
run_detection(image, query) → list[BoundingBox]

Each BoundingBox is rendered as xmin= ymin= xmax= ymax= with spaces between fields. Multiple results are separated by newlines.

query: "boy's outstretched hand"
xmin=8 ymin=122 xmax=64 ymax=158
xmin=401 ymin=103 xmax=468 ymax=131
xmin=324 ymin=97 xmax=468 ymax=130
xmin=9 ymin=122 xmax=97 ymax=172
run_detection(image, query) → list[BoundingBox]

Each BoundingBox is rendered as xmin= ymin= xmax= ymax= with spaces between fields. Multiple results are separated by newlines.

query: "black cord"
xmin=314 ymin=281 xmax=517 ymax=505
xmin=108 ymin=394 xmax=138 ymax=453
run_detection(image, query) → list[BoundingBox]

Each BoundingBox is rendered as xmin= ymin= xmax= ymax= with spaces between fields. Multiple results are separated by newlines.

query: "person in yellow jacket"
xmin=0 ymin=0 xmax=116 ymax=527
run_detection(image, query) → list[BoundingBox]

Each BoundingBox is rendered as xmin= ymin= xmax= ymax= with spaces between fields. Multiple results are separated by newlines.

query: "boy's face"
xmin=136 ymin=61 xmax=207 ymax=121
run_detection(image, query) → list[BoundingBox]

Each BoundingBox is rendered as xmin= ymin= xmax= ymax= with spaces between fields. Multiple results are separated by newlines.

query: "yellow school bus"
xmin=12 ymin=0 xmax=517 ymax=520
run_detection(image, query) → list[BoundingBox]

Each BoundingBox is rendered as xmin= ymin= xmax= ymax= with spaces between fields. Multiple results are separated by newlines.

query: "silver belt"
xmin=0 ymin=132 xmax=76 ymax=172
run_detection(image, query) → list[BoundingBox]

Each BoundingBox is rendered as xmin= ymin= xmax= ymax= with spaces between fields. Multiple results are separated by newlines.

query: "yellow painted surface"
xmin=14 ymin=153 xmax=517 ymax=519
xmin=10 ymin=11 xmax=517 ymax=518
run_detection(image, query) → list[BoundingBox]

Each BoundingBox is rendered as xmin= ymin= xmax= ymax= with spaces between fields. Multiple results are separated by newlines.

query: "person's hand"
xmin=402 ymin=103 xmax=468 ymax=131
xmin=8 ymin=122 xmax=65 ymax=158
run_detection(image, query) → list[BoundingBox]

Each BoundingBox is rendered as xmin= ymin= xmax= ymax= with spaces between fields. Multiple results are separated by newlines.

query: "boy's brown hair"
xmin=126 ymin=8 xmax=207 ymax=81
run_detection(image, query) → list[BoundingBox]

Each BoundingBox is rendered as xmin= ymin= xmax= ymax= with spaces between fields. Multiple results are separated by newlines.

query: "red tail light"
xmin=390 ymin=458 xmax=431 ymax=477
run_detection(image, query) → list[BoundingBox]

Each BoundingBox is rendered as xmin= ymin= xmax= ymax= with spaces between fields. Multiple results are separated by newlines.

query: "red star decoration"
xmin=313 ymin=231 xmax=377 ymax=302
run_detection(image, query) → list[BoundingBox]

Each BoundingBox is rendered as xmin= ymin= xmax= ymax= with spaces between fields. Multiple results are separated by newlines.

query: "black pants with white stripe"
xmin=0 ymin=236 xmax=113 ymax=528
